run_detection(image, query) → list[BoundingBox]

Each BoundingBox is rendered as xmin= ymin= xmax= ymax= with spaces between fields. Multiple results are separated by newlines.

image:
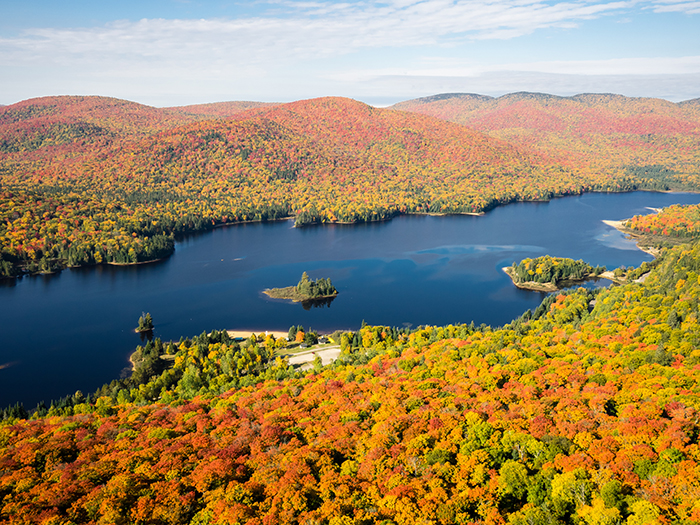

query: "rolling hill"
xmin=1 ymin=95 xmax=630 ymax=277
xmin=391 ymin=92 xmax=700 ymax=191
xmin=170 ymin=101 xmax=278 ymax=118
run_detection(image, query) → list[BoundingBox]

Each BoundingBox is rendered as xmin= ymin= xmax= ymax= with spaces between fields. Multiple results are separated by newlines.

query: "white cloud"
xmin=327 ymin=55 xmax=700 ymax=103
xmin=0 ymin=0 xmax=697 ymax=105
xmin=649 ymin=0 xmax=700 ymax=14
xmin=511 ymin=56 xmax=700 ymax=75
xmin=0 ymin=1 xmax=636 ymax=68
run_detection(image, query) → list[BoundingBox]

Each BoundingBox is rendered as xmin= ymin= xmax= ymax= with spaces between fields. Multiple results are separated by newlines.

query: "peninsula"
xmin=603 ymin=211 xmax=692 ymax=257
xmin=264 ymin=272 xmax=338 ymax=302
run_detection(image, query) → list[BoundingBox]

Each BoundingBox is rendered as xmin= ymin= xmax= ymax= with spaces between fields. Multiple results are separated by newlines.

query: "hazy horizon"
xmin=1 ymin=0 xmax=699 ymax=107
xmin=3 ymin=89 xmax=700 ymax=111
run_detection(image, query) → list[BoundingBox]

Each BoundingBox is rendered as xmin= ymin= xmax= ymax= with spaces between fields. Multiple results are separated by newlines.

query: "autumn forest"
xmin=2 ymin=93 xmax=700 ymax=278
xmin=2 ymin=92 xmax=700 ymax=524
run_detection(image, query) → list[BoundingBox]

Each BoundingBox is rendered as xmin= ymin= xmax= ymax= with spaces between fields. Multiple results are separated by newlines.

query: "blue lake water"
xmin=2 ymin=191 xmax=700 ymax=408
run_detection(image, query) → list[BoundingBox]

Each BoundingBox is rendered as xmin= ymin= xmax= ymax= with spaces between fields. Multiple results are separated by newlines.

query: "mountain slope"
xmin=2 ymin=94 xmax=692 ymax=277
xmin=0 ymin=96 xmax=205 ymax=146
xmin=2 ymin=95 xmax=627 ymax=277
xmin=391 ymin=92 xmax=700 ymax=189
xmin=1 ymin=95 xmax=624 ymax=212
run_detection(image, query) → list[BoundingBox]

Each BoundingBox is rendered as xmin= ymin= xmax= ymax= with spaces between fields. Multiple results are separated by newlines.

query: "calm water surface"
xmin=2 ymin=191 xmax=700 ymax=407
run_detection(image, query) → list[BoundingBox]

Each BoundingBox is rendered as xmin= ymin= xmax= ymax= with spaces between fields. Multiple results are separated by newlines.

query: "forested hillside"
xmin=171 ymin=101 xmax=278 ymax=118
xmin=0 ymin=94 xmax=671 ymax=277
xmin=626 ymin=204 xmax=700 ymax=239
xmin=391 ymin=93 xmax=700 ymax=190
xmin=2 ymin=240 xmax=700 ymax=524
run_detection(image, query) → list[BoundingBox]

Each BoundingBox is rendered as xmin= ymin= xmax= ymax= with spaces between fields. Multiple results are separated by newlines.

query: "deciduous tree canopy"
xmin=3 ymin=94 xmax=683 ymax=278
xmin=3 ymin=237 xmax=700 ymax=524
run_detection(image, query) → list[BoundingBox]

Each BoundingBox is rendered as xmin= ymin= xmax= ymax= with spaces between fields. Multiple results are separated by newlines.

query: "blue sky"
xmin=1 ymin=0 xmax=699 ymax=106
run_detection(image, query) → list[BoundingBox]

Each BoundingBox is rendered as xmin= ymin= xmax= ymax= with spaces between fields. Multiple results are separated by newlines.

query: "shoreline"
xmin=4 ymin=189 xmax=695 ymax=281
xmin=420 ymin=211 xmax=484 ymax=217
xmin=5 ymin=190 xmax=694 ymax=281
xmin=602 ymin=219 xmax=662 ymax=257
xmin=598 ymin=270 xmax=628 ymax=284
xmin=502 ymin=266 xmax=558 ymax=292
xmin=108 ymin=257 xmax=169 ymax=266
xmin=299 ymin=210 xmax=485 ymax=226
xmin=262 ymin=288 xmax=338 ymax=303
xmin=127 ymin=329 xmax=291 ymax=372
xmin=214 ymin=216 xmax=295 ymax=229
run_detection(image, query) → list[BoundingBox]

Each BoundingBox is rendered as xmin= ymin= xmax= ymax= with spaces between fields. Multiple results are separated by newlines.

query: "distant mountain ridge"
xmin=394 ymin=91 xmax=699 ymax=106
xmin=2 ymin=94 xmax=598 ymax=214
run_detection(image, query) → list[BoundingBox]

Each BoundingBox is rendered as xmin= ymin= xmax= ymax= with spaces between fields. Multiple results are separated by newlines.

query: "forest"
xmin=2 ymin=223 xmax=700 ymax=523
xmin=626 ymin=204 xmax=700 ymax=239
xmin=391 ymin=93 xmax=700 ymax=192
xmin=3 ymin=93 xmax=700 ymax=524
xmin=3 ymin=93 xmax=698 ymax=277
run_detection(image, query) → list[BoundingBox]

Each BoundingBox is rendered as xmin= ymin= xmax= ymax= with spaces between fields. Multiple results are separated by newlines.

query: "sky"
xmin=0 ymin=0 xmax=699 ymax=107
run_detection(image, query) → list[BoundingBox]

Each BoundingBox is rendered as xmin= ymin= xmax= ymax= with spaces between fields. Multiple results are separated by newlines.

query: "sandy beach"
xmin=226 ymin=330 xmax=289 ymax=339
xmin=601 ymin=219 xmax=625 ymax=229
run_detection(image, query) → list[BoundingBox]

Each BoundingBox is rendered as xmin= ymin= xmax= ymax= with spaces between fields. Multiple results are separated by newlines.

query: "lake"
xmin=2 ymin=191 xmax=700 ymax=408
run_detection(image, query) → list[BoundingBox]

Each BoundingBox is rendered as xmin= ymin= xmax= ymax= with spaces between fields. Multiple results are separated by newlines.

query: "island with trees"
xmin=135 ymin=312 xmax=154 ymax=333
xmin=504 ymin=255 xmax=605 ymax=292
xmin=264 ymin=272 xmax=338 ymax=303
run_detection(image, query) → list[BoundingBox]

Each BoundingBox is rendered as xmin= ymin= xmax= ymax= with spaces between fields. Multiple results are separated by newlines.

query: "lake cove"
xmin=2 ymin=191 xmax=700 ymax=408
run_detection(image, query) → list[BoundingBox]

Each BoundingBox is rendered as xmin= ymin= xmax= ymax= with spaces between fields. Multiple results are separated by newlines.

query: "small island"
xmin=504 ymin=255 xmax=605 ymax=292
xmin=264 ymin=272 xmax=338 ymax=302
xmin=135 ymin=312 xmax=154 ymax=333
